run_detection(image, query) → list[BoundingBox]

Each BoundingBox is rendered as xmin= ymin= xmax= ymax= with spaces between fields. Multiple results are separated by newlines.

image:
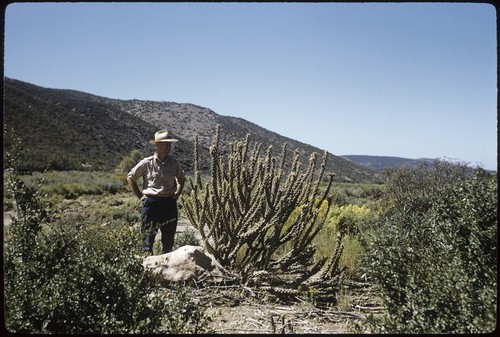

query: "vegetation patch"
xmin=3 ymin=130 xmax=496 ymax=334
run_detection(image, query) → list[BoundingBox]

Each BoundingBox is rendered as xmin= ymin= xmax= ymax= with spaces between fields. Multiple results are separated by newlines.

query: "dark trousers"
xmin=141 ymin=196 xmax=178 ymax=254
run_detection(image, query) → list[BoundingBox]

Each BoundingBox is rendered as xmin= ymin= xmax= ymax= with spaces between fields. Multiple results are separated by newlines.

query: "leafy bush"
xmin=313 ymin=204 xmax=377 ymax=278
xmin=330 ymin=182 xmax=384 ymax=207
xmin=3 ymin=161 xmax=212 ymax=333
xmin=115 ymin=149 xmax=144 ymax=176
xmin=381 ymin=159 xmax=471 ymax=215
xmin=327 ymin=204 xmax=375 ymax=236
xmin=362 ymin=164 xmax=497 ymax=333
xmin=5 ymin=224 xmax=165 ymax=333
xmin=174 ymin=228 xmax=201 ymax=248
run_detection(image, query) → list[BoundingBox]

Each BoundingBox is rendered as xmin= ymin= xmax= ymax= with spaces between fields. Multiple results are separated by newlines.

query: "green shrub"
xmin=115 ymin=149 xmax=144 ymax=176
xmin=330 ymin=182 xmax=384 ymax=207
xmin=326 ymin=204 xmax=375 ymax=236
xmin=381 ymin=159 xmax=471 ymax=215
xmin=174 ymin=228 xmax=201 ymax=248
xmin=16 ymin=170 xmax=128 ymax=199
xmin=5 ymin=224 xmax=164 ymax=333
xmin=3 ymin=161 xmax=212 ymax=333
xmin=337 ymin=234 xmax=364 ymax=278
xmin=362 ymin=165 xmax=497 ymax=333
xmin=313 ymin=204 xmax=377 ymax=278
xmin=162 ymin=285 xmax=213 ymax=334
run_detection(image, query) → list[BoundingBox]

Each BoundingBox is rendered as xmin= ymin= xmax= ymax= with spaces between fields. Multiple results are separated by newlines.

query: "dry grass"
xmin=197 ymin=282 xmax=383 ymax=334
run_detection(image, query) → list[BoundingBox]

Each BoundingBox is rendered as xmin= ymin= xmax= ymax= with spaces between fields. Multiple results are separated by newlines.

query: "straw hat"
xmin=149 ymin=130 xmax=178 ymax=144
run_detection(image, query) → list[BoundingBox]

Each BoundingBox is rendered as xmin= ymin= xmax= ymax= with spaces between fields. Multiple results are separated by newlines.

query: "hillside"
xmin=3 ymin=78 xmax=379 ymax=182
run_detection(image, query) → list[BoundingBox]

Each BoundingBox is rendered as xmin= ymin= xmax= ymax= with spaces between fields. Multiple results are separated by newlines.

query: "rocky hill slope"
xmin=4 ymin=78 xmax=379 ymax=182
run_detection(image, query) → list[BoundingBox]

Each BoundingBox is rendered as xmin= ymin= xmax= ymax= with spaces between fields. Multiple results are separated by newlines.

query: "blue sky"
xmin=4 ymin=2 xmax=497 ymax=170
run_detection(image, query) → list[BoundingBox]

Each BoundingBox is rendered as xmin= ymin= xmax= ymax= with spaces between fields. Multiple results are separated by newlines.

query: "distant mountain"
xmin=3 ymin=78 xmax=380 ymax=182
xmin=341 ymin=155 xmax=436 ymax=171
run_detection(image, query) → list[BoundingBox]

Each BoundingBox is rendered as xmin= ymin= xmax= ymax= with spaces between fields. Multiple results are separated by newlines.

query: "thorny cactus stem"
xmin=182 ymin=125 xmax=345 ymax=301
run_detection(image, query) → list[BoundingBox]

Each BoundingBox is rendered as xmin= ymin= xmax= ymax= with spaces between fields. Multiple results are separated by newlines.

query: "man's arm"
xmin=173 ymin=179 xmax=184 ymax=199
xmin=173 ymin=163 xmax=186 ymax=199
xmin=127 ymin=176 xmax=145 ymax=201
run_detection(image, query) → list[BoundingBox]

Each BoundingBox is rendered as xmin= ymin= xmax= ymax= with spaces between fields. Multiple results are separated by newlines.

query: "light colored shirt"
xmin=127 ymin=154 xmax=186 ymax=197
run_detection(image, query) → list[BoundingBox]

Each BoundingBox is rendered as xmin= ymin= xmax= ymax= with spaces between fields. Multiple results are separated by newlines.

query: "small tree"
xmin=381 ymin=159 xmax=471 ymax=215
xmin=182 ymin=126 xmax=346 ymax=303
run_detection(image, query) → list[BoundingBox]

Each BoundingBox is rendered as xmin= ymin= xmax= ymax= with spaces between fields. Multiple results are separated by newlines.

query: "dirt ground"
xmin=206 ymin=302 xmax=357 ymax=334
xmin=196 ymin=283 xmax=383 ymax=334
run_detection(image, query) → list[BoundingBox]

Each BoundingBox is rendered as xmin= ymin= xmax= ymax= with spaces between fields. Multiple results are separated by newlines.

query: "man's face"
xmin=156 ymin=142 xmax=172 ymax=157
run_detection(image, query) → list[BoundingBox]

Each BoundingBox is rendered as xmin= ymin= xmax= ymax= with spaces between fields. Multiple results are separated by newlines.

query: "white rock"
xmin=143 ymin=245 xmax=230 ymax=284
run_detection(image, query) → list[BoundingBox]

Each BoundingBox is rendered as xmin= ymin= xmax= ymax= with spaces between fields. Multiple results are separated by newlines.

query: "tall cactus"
xmin=182 ymin=126 xmax=345 ymax=302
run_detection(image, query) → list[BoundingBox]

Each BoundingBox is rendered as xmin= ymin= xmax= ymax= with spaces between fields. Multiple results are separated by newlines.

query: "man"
xmin=127 ymin=130 xmax=186 ymax=255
